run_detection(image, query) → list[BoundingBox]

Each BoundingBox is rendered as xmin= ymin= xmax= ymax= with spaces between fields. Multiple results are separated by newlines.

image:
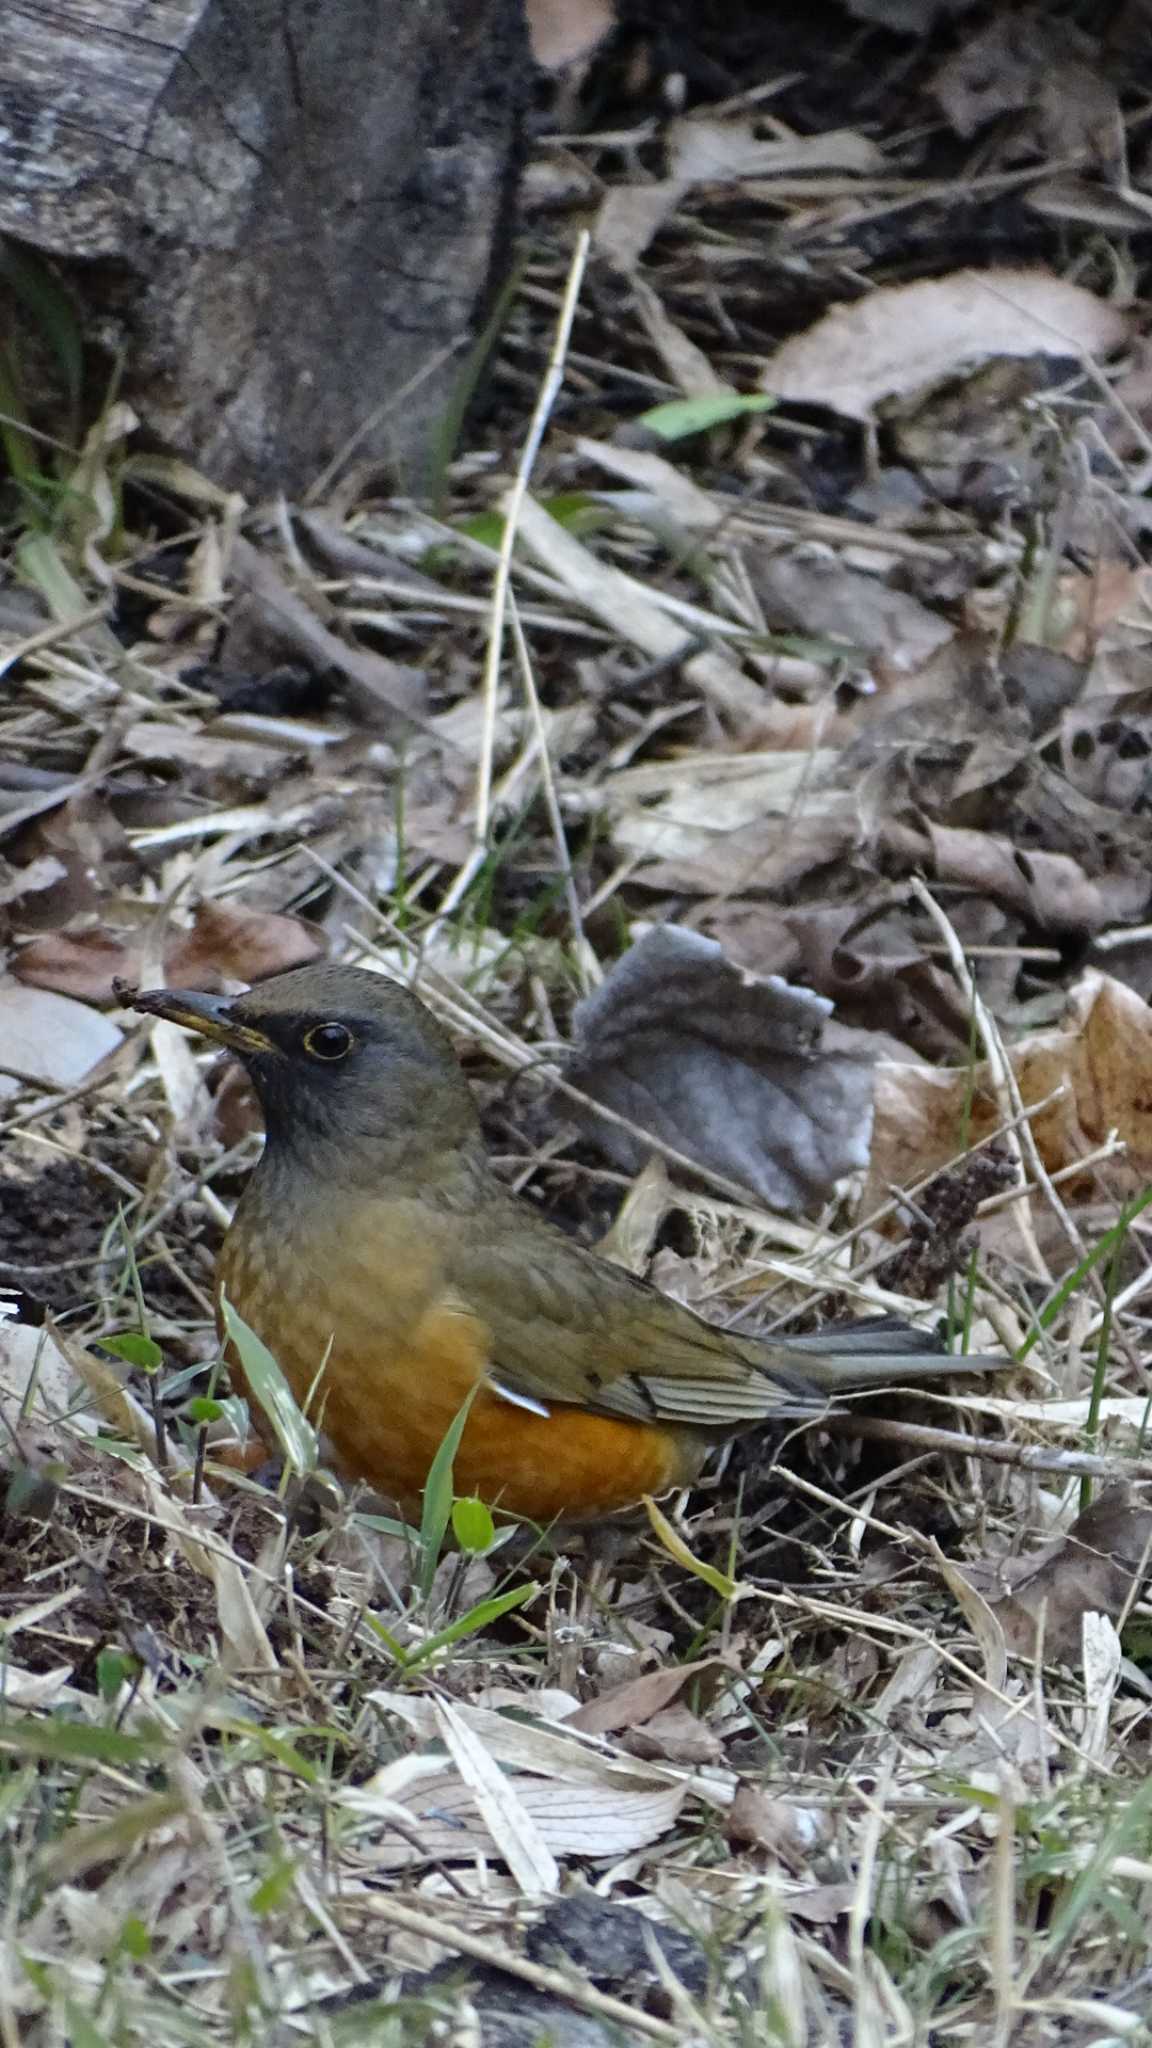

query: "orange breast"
xmin=218 ymin=1212 xmax=685 ymax=1522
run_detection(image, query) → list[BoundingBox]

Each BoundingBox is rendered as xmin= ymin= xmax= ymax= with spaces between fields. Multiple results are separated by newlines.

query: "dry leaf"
xmin=934 ymin=14 xmax=1121 ymax=167
xmin=0 ymin=1318 xmax=97 ymax=1455
xmin=526 ymin=0 xmax=615 ymax=70
xmin=881 ymin=820 xmax=1137 ymax=942
xmin=16 ymin=903 xmax=328 ymax=1006
xmin=594 ymin=121 xmax=882 ymax=272
xmin=621 ymin=1704 xmax=723 ymax=1766
xmin=728 ymin=1783 xmax=832 ymax=1866
xmin=761 ymin=270 xmax=1131 ymax=422
xmin=961 ymin=1486 xmax=1152 ymax=1664
xmin=121 ymin=722 xmax=288 ymax=782
xmin=598 ymin=748 xmax=853 ymax=898
xmin=1081 ymin=1612 xmax=1123 ymax=1762
xmin=750 ymin=545 xmax=953 ymax=676
xmin=566 ymin=1654 xmax=735 ymax=1736
xmin=165 ymin=901 xmax=328 ymax=988
xmin=569 ymin=926 xmax=876 ymax=1210
xmin=870 ymin=969 xmax=1152 ymax=1203
xmin=434 ymin=1698 xmax=559 ymax=1895
xmin=513 ymin=493 xmax=763 ymax=724
xmin=631 ymin=275 xmax=731 ymax=398
xmin=349 ymin=1690 xmax=688 ymax=1870
xmin=594 ymin=182 xmax=688 ymax=270
xmin=14 ymin=931 xmax=136 ymax=1007
xmin=0 ymin=978 xmax=122 ymax=1090
xmin=576 ymin=437 xmax=724 ymax=530
xmin=345 ymin=1761 xmax=686 ymax=1870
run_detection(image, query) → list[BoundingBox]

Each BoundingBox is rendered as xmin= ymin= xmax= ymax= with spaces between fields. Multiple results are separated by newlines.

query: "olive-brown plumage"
xmin=134 ymin=965 xmax=1000 ymax=1521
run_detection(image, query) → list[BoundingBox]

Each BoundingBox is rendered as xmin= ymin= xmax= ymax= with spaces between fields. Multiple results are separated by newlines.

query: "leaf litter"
xmin=4 ymin=2 xmax=1152 ymax=2041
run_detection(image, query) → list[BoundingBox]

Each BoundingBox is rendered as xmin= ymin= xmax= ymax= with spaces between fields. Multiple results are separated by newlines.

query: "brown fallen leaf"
xmin=13 ymin=929 xmax=134 ymax=1006
xmin=568 ymin=926 xmax=877 ymax=1210
xmin=15 ymin=902 xmax=328 ymax=1006
xmin=619 ymin=1703 xmax=723 ymax=1766
xmin=565 ymin=1653 xmax=735 ymax=1736
xmin=1062 ymin=686 xmax=1152 ymax=818
xmin=961 ymin=1485 xmax=1152 ymax=1665
xmin=934 ymin=12 xmax=1120 ymax=168
xmin=869 ymin=968 xmax=1152 ymax=1205
xmin=750 ymin=545 xmax=954 ymax=678
xmin=761 ymin=269 xmax=1131 ymax=423
xmin=165 ymin=901 xmax=328 ymax=989
xmin=599 ymin=746 xmax=851 ymax=898
xmin=727 ymin=1782 xmax=834 ymax=1869
xmin=696 ymin=896 xmax=966 ymax=1058
xmin=880 ymin=819 xmax=1135 ymax=943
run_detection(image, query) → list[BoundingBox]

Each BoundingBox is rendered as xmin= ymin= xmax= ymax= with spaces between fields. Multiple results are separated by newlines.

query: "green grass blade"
xmin=219 ymin=1294 xmax=318 ymax=1477
xmin=401 ymin=1581 xmax=540 ymax=1671
xmin=417 ymin=1383 xmax=480 ymax=1600
xmin=1020 ymin=1182 xmax=1152 ymax=1357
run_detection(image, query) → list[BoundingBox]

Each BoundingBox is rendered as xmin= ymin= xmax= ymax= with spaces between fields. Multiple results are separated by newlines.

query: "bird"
xmin=131 ymin=964 xmax=1001 ymax=1524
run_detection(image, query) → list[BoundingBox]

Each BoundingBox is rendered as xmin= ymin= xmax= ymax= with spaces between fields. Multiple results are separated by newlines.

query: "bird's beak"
xmin=129 ymin=986 xmax=277 ymax=1056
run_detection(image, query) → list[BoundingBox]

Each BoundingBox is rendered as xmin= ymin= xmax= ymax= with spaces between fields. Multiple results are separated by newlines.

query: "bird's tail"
xmin=758 ymin=1318 xmax=1006 ymax=1397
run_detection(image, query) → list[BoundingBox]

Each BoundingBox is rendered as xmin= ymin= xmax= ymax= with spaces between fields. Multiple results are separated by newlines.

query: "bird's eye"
xmin=302 ymin=1021 xmax=354 ymax=1062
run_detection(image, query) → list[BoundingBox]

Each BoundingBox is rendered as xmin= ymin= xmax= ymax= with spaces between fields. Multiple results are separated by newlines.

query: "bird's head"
xmin=131 ymin=963 xmax=481 ymax=1177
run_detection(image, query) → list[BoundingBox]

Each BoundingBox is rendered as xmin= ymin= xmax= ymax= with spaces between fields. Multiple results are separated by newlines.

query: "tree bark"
xmin=0 ymin=0 xmax=529 ymax=495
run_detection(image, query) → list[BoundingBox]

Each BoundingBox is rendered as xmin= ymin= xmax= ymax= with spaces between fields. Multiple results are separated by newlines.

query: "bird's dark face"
xmin=132 ymin=964 xmax=480 ymax=1174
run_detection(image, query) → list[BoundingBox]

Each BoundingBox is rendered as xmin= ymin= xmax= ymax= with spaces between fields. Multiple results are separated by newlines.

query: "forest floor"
xmin=3 ymin=2 xmax=1152 ymax=2042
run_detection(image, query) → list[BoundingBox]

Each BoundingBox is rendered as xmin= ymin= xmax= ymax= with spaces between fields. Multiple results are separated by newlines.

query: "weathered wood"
xmin=0 ymin=0 xmax=528 ymax=493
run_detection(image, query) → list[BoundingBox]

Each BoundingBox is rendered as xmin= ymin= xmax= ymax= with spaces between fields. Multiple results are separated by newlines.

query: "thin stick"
xmin=910 ymin=879 xmax=1133 ymax=1368
xmin=911 ymin=878 xmax=1049 ymax=1283
xmin=355 ymin=1893 xmax=681 ymax=2045
xmin=754 ymin=1085 xmax=1071 ymax=1332
xmin=471 ymin=229 xmax=590 ymax=852
xmin=0 ymin=603 xmax=109 ymax=681
xmin=821 ymin=1411 xmax=1152 ymax=1482
xmin=507 ymin=594 xmax=596 ymax=992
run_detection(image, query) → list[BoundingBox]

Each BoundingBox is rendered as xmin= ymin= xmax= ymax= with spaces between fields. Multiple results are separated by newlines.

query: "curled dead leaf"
xmin=569 ymin=926 xmax=876 ymax=1210
xmin=961 ymin=1485 xmax=1152 ymax=1665
xmin=869 ymin=969 xmax=1152 ymax=1204
xmin=761 ymin=269 xmax=1131 ymax=422
xmin=565 ymin=1653 xmax=735 ymax=1736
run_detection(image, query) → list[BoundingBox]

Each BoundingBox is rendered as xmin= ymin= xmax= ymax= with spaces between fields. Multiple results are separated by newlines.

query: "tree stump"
xmin=0 ymin=0 xmax=529 ymax=495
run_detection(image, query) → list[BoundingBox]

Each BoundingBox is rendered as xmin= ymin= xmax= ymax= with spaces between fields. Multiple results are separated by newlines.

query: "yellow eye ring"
xmin=302 ymin=1021 xmax=354 ymax=1061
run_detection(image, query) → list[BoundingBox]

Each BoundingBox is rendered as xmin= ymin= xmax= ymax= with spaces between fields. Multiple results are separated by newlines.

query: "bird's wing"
xmin=449 ymin=1223 xmax=1003 ymax=1431
xmin=448 ymin=1230 xmax=828 ymax=1428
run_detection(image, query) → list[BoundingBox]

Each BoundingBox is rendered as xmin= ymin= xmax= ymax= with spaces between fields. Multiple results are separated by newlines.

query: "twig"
xmin=507 ymin=594 xmax=596 ymax=993
xmin=355 ymin=1893 xmax=682 ymax=2044
xmin=910 ymin=878 xmax=1050 ymax=1282
xmin=821 ymin=1411 xmax=1152 ymax=1483
xmin=0 ymin=603 xmax=109 ymax=682
xmin=471 ymin=229 xmax=590 ymax=853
